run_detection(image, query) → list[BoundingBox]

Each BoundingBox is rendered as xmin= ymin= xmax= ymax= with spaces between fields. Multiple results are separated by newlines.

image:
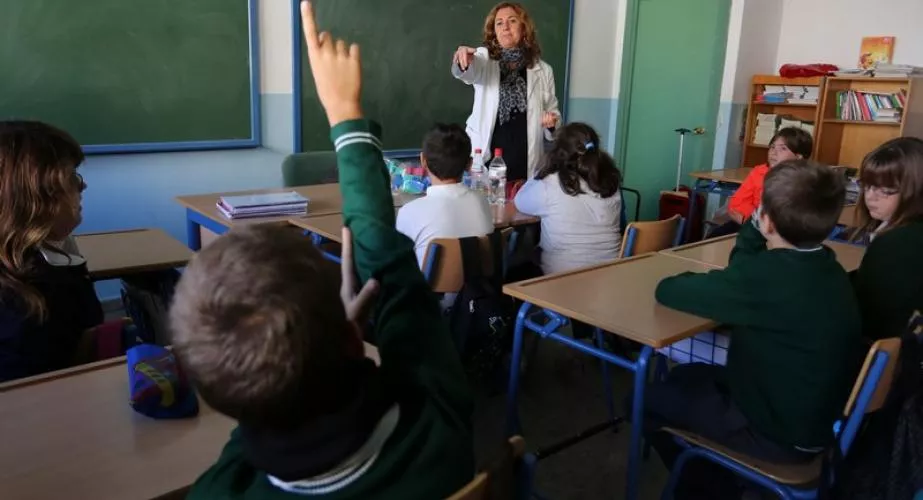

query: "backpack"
xmin=448 ymin=231 xmax=513 ymax=388
xmin=830 ymin=311 xmax=923 ymax=499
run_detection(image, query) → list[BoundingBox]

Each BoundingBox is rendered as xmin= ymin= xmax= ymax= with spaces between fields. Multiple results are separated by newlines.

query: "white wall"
xmin=776 ymin=0 xmax=923 ymax=68
xmin=568 ymin=0 xmax=621 ymax=100
xmin=260 ymin=0 xmax=294 ymax=94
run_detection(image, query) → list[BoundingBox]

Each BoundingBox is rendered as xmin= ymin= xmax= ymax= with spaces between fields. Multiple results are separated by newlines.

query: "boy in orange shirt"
xmin=729 ymin=127 xmax=813 ymax=222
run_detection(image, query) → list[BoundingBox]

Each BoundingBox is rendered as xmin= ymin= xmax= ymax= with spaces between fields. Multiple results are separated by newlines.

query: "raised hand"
xmin=300 ymin=1 xmax=362 ymax=126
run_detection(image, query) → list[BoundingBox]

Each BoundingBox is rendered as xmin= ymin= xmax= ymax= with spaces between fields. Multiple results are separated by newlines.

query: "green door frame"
xmin=614 ymin=0 xmax=732 ymax=177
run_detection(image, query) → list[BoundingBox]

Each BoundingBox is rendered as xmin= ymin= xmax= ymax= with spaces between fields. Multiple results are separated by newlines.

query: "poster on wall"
xmin=858 ymin=36 xmax=895 ymax=70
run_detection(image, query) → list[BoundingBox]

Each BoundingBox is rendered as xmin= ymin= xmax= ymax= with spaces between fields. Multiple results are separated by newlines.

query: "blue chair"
xmin=660 ymin=337 xmax=902 ymax=500
xmin=620 ymin=214 xmax=686 ymax=258
xmin=620 ymin=187 xmax=641 ymax=232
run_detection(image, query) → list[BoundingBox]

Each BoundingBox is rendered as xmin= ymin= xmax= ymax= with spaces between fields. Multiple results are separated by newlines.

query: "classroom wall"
xmin=775 ymin=0 xmax=923 ymax=68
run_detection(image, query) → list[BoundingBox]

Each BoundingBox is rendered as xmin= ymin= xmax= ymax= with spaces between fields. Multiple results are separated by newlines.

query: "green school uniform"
xmin=187 ymin=120 xmax=474 ymax=499
xmin=655 ymin=222 xmax=862 ymax=448
xmin=853 ymin=219 xmax=923 ymax=341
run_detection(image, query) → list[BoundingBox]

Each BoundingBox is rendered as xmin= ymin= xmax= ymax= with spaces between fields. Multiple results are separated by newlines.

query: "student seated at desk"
xmin=0 ymin=121 xmax=103 ymax=382
xmin=850 ymin=137 xmax=923 ymax=341
xmin=648 ymin=161 xmax=862 ymax=498
xmin=711 ymin=127 xmax=813 ymax=238
xmin=513 ymin=122 xmax=622 ymax=275
xmin=167 ymin=4 xmax=474 ymax=498
xmin=396 ymin=123 xmax=493 ymax=266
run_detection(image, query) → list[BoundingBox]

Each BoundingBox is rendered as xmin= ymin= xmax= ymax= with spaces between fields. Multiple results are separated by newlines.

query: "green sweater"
xmin=187 ymin=120 xmax=474 ymax=499
xmin=853 ymin=220 xmax=923 ymax=341
xmin=655 ymin=222 xmax=862 ymax=448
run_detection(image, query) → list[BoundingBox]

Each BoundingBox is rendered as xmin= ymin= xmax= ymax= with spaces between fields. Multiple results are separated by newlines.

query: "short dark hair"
xmin=771 ymin=127 xmax=814 ymax=158
xmin=422 ymin=123 xmax=472 ymax=181
xmin=761 ymin=160 xmax=845 ymax=248
xmin=169 ymin=225 xmax=364 ymax=428
xmin=536 ymin=122 xmax=621 ymax=198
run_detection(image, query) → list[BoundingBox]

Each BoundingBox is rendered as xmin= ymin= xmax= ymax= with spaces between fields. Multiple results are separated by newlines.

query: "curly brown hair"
xmin=482 ymin=2 xmax=542 ymax=68
xmin=0 ymin=121 xmax=85 ymax=320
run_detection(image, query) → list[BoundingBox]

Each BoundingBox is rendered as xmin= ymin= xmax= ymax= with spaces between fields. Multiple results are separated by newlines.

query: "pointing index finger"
xmin=300 ymin=1 xmax=319 ymax=52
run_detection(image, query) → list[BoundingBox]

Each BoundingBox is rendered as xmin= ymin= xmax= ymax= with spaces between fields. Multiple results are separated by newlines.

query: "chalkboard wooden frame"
xmin=78 ymin=0 xmax=261 ymax=155
xmin=289 ymin=0 xmax=574 ymax=156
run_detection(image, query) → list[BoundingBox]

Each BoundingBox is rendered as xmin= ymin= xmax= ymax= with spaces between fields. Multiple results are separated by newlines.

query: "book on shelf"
xmin=858 ymin=36 xmax=895 ymax=70
xmin=752 ymin=113 xmax=778 ymax=145
xmin=217 ymin=191 xmax=309 ymax=219
xmin=757 ymin=85 xmax=820 ymax=105
xmin=872 ymin=62 xmax=923 ymax=78
xmin=834 ymin=89 xmax=906 ymax=122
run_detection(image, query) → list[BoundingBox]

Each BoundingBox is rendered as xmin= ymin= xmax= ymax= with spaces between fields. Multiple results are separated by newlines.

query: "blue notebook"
xmin=220 ymin=191 xmax=308 ymax=209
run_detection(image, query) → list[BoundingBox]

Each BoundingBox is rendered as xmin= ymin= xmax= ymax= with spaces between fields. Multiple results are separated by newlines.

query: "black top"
xmin=0 ymin=251 xmax=103 ymax=382
xmin=490 ymin=68 xmax=528 ymax=182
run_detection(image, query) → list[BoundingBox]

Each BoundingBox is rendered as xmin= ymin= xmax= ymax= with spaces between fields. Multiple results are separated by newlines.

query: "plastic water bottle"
xmin=469 ymin=148 xmax=489 ymax=197
xmin=487 ymin=148 xmax=507 ymax=204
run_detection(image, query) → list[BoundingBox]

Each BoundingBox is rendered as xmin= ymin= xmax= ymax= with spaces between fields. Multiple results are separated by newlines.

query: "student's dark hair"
xmin=761 ymin=160 xmax=845 ymax=248
xmin=0 ymin=120 xmax=85 ymax=320
xmin=770 ymin=127 xmax=814 ymax=159
xmin=536 ymin=122 xmax=620 ymax=198
xmin=169 ymin=224 xmax=366 ymax=429
xmin=422 ymin=123 xmax=472 ymax=181
xmin=852 ymin=137 xmax=923 ymax=238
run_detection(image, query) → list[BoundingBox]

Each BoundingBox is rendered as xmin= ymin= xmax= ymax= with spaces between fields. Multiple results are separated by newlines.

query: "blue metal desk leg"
xmin=186 ymin=215 xmax=202 ymax=251
xmin=505 ymin=302 xmax=533 ymax=437
xmin=627 ymin=345 xmax=653 ymax=500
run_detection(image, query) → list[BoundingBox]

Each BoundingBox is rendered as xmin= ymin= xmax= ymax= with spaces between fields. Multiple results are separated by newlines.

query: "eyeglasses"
xmin=862 ymin=184 xmax=899 ymax=197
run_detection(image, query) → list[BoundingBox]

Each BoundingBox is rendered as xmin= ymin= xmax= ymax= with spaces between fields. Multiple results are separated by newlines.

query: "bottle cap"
xmin=494 ymin=148 xmax=502 ymax=157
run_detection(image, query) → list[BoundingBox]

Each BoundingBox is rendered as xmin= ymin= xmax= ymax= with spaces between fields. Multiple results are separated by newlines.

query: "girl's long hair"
xmin=535 ymin=122 xmax=621 ymax=198
xmin=0 ymin=121 xmax=85 ymax=320
xmin=850 ymin=137 xmax=923 ymax=241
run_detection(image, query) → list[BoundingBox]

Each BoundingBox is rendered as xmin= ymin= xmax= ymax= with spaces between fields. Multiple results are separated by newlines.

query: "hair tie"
xmin=585 ymin=141 xmax=595 ymax=151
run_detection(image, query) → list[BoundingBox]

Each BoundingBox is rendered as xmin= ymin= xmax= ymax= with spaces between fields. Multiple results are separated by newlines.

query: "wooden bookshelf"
xmin=815 ymin=76 xmax=923 ymax=169
xmin=741 ymin=75 xmax=825 ymax=169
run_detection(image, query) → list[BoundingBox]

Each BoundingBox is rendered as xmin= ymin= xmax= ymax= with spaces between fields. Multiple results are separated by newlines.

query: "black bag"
xmin=830 ymin=311 xmax=923 ymax=499
xmin=448 ymin=231 xmax=512 ymax=386
xmin=120 ymin=269 xmax=180 ymax=346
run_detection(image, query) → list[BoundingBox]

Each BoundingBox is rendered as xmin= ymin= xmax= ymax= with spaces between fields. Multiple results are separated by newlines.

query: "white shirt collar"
xmin=425 ymin=182 xmax=469 ymax=197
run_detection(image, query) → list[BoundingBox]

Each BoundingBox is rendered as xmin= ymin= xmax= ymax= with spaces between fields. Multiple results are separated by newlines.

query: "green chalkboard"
xmin=298 ymin=0 xmax=571 ymax=152
xmin=0 ymin=0 xmax=255 ymax=151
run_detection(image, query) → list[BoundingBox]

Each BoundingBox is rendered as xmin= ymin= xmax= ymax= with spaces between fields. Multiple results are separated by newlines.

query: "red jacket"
xmin=728 ymin=164 xmax=770 ymax=220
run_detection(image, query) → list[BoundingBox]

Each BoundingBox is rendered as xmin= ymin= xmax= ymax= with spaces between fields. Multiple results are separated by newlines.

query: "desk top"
xmin=76 ymin=229 xmax=193 ymax=280
xmin=175 ymin=184 xmax=419 ymax=230
xmin=503 ymin=253 xmax=717 ymax=348
xmin=688 ymin=168 xmax=754 ymax=184
xmin=839 ymin=204 xmax=857 ymax=227
xmin=288 ymin=203 xmax=540 ymax=243
xmin=664 ymin=233 xmax=866 ymax=272
xmin=0 ymin=343 xmax=380 ymax=500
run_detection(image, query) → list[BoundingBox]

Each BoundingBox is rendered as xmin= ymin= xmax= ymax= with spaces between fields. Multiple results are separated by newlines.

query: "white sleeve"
xmin=513 ymin=178 xmax=550 ymax=217
xmin=543 ymin=63 xmax=561 ymax=119
xmin=451 ymin=48 xmax=490 ymax=86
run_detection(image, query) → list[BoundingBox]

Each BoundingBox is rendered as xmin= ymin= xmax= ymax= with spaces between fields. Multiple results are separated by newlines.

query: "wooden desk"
xmin=175 ymin=184 xmax=419 ymax=250
xmin=0 ymin=343 xmax=380 ymax=500
xmin=663 ymin=233 xmax=866 ymax=272
xmin=503 ymin=253 xmax=716 ymax=349
xmin=688 ymin=167 xmax=753 ymax=185
xmin=76 ymin=229 xmax=193 ymax=281
xmin=288 ymin=203 xmax=540 ymax=243
xmin=839 ymin=204 xmax=857 ymax=227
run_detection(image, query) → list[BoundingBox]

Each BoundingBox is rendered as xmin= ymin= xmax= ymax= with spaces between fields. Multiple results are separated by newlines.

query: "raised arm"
xmin=300 ymin=1 xmax=465 ymax=382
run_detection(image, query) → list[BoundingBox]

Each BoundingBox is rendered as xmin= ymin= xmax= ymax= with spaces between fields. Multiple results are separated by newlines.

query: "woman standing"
xmin=452 ymin=2 xmax=560 ymax=197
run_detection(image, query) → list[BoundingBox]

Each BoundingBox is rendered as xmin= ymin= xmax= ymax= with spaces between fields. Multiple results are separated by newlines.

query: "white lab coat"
xmin=452 ymin=47 xmax=560 ymax=179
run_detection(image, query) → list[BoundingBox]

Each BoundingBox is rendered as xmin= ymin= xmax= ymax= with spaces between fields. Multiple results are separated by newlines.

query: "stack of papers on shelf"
xmin=845 ymin=176 xmax=860 ymax=204
xmin=760 ymin=85 xmax=790 ymax=103
xmin=752 ymin=113 xmax=777 ymax=145
xmin=217 ymin=191 xmax=309 ymax=219
xmin=834 ymin=68 xmax=872 ymax=77
xmin=873 ymin=63 xmax=923 ymax=77
xmin=788 ymin=86 xmax=820 ymax=104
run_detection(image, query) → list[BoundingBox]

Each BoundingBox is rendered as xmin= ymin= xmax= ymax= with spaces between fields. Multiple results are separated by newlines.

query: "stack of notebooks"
xmin=217 ymin=191 xmax=309 ymax=220
xmin=873 ymin=63 xmax=923 ymax=78
xmin=758 ymin=85 xmax=820 ymax=105
xmin=759 ymin=85 xmax=790 ymax=103
xmin=788 ymin=86 xmax=820 ymax=104
xmin=752 ymin=113 xmax=778 ymax=145
xmin=779 ymin=117 xmax=815 ymax=137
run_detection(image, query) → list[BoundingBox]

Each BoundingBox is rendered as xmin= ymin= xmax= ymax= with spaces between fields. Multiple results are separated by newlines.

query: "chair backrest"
xmin=619 ymin=214 xmax=685 ymax=258
xmin=422 ymin=229 xmax=511 ymax=294
xmin=838 ymin=337 xmax=901 ymax=455
xmin=281 ymin=151 xmax=338 ymax=187
xmin=448 ymin=436 xmax=528 ymax=500
xmin=619 ymin=187 xmax=641 ymax=234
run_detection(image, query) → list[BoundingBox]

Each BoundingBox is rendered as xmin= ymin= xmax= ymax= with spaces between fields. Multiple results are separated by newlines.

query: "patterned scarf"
xmin=497 ymin=48 xmax=528 ymax=125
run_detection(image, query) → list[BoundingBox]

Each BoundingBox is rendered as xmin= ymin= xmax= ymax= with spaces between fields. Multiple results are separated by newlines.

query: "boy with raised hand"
xmin=170 ymin=2 xmax=474 ymax=498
